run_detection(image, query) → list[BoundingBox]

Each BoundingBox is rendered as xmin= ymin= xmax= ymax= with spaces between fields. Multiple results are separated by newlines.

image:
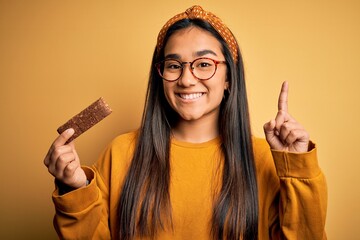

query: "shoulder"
xmin=93 ymin=130 xmax=138 ymax=184
xmin=95 ymin=130 xmax=138 ymax=167
xmin=110 ymin=130 xmax=138 ymax=149
xmin=252 ymin=137 xmax=280 ymax=210
xmin=252 ymin=136 xmax=271 ymax=160
xmin=103 ymin=130 xmax=139 ymax=161
xmin=252 ymin=136 xmax=275 ymax=174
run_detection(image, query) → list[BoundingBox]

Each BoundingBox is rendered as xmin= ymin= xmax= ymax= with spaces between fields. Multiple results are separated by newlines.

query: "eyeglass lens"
xmin=158 ymin=58 xmax=218 ymax=81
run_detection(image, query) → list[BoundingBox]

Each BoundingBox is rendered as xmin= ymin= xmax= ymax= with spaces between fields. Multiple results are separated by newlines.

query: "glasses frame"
xmin=155 ymin=57 xmax=226 ymax=82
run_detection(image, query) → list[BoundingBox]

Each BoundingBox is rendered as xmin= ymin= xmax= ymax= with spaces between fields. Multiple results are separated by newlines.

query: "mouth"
xmin=177 ymin=92 xmax=205 ymax=100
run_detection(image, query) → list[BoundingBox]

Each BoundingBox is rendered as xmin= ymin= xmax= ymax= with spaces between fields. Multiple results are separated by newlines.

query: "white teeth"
xmin=179 ymin=93 xmax=204 ymax=100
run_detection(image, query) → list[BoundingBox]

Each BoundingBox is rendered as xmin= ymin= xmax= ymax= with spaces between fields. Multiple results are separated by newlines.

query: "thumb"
xmin=263 ymin=119 xmax=276 ymax=137
xmin=68 ymin=141 xmax=79 ymax=157
xmin=263 ymin=119 xmax=282 ymax=149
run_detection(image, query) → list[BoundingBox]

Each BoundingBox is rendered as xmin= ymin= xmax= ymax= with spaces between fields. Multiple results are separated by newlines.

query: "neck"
xmin=172 ymin=112 xmax=219 ymax=143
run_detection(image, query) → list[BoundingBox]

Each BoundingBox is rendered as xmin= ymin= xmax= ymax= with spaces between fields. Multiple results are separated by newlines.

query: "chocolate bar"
xmin=57 ymin=97 xmax=112 ymax=143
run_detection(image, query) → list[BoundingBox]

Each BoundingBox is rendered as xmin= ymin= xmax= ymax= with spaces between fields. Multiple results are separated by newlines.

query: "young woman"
xmin=44 ymin=5 xmax=327 ymax=240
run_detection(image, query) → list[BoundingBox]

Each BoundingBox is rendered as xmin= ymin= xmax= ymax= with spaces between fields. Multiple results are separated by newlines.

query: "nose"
xmin=177 ymin=63 xmax=197 ymax=87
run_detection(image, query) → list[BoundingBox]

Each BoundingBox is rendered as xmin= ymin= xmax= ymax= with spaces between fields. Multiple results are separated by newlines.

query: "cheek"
xmin=213 ymin=81 xmax=228 ymax=103
xmin=212 ymin=73 xmax=228 ymax=97
xmin=214 ymin=68 xmax=228 ymax=89
xmin=214 ymin=88 xmax=225 ymax=103
xmin=206 ymin=83 xmax=225 ymax=103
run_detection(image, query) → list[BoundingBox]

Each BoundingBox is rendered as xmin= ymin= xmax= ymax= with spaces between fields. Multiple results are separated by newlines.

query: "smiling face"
xmin=162 ymin=26 xmax=228 ymax=124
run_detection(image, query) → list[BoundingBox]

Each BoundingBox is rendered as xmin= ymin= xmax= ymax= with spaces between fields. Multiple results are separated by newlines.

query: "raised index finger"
xmin=278 ymin=81 xmax=289 ymax=112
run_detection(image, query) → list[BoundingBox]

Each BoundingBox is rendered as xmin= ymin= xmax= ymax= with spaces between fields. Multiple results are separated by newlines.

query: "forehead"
xmin=164 ymin=26 xmax=223 ymax=58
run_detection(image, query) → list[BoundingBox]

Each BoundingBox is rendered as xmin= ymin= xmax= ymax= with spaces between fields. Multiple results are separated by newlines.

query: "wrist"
xmin=55 ymin=179 xmax=89 ymax=195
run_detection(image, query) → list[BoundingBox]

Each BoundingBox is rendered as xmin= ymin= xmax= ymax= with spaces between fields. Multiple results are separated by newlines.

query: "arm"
xmin=270 ymin=143 xmax=327 ymax=239
xmin=263 ymin=82 xmax=327 ymax=239
xmin=44 ymin=129 xmax=111 ymax=239
xmin=52 ymin=166 xmax=111 ymax=239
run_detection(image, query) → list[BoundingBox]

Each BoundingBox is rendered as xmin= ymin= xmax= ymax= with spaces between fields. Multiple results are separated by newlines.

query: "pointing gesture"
xmin=263 ymin=82 xmax=310 ymax=153
xmin=278 ymin=80 xmax=288 ymax=112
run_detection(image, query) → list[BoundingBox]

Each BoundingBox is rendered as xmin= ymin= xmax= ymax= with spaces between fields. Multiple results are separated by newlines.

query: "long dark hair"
xmin=118 ymin=19 xmax=258 ymax=240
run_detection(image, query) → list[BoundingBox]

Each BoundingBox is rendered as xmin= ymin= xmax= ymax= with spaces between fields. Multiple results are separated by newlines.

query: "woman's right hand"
xmin=44 ymin=128 xmax=87 ymax=189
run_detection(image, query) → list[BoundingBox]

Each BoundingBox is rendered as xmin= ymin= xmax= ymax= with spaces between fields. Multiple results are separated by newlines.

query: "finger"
xmin=67 ymin=141 xmax=79 ymax=156
xmin=284 ymin=129 xmax=310 ymax=153
xmin=263 ymin=119 xmax=276 ymax=136
xmin=51 ymin=145 xmax=73 ymax=164
xmin=67 ymin=141 xmax=80 ymax=166
xmin=278 ymin=121 xmax=304 ymax=143
xmin=44 ymin=146 xmax=55 ymax=167
xmin=54 ymin=128 xmax=75 ymax=148
xmin=44 ymin=143 xmax=73 ymax=168
xmin=48 ymin=151 xmax=75 ymax=178
xmin=44 ymin=128 xmax=75 ymax=166
xmin=63 ymin=163 xmax=87 ymax=188
xmin=263 ymin=119 xmax=283 ymax=149
xmin=278 ymin=81 xmax=289 ymax=112
xmin=274 ymin=110 xmax=294 ymax=134
xmin=63 ymin=160 xmax=79 ymax=179
xmin=47 ymin=144 xmax=75 ymax=173
xmin=284 ymin=129 xmax=309 ymax=146
xmin=55 ymin=152 xmax=76 ymax=173
xmin=44 ymin=154 xmax=51 ymax=167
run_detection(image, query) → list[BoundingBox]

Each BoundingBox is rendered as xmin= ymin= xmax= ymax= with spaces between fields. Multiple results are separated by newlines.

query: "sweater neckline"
xmin=171 ymin=136 xmax=221 ymax=148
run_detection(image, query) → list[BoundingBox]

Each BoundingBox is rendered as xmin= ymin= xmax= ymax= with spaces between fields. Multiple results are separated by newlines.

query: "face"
xmin=162 ymin=26 xmax=229 ymax=123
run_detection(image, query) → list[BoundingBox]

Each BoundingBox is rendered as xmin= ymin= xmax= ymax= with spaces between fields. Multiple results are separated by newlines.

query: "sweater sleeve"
xmin=51 ymin=132 xmax=136 ymax=239
xmin=270 ymin=142 xmax=327 ymax=240
xmin=52 ymin=166 xmax=111 ymax=239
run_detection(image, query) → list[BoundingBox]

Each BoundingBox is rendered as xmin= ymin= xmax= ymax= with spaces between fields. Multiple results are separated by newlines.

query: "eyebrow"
xmin=164 ymin=53 xmax=181 ymax=59
xmin=164 ymin=49 xmax=218 ymax=60
xmin=195 ymin=49 xmax=218 ymax=57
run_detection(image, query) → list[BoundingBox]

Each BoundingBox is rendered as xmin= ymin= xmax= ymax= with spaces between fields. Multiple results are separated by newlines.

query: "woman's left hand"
xmin=263 ymin=81 xmax=310 ymax=153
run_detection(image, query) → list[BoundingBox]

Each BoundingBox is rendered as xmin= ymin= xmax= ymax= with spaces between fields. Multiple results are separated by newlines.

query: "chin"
xmin=178 ymin=112 xmax=203 ymax=121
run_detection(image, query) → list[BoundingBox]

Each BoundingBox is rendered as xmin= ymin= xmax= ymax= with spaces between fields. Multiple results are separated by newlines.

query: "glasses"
xmin=155 ymin=57 xmax=226 ymax=82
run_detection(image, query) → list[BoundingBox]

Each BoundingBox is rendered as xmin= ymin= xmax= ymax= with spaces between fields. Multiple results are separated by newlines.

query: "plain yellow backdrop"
xmin=1 ymin=0 xmax=359 ymax=239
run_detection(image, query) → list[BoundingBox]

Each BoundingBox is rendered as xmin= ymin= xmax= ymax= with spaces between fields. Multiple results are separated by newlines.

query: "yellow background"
xmin=1 ymin=0 xmax=359 ymax=239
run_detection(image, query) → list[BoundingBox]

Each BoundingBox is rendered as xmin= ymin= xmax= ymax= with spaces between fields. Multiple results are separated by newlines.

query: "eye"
xmin=194 ymin=59 xmax=214 ymax=69
xmin=164 ymin=60 xmax=182 ymax=70
xmin=198 ymin=62 xmax=212 ymax=68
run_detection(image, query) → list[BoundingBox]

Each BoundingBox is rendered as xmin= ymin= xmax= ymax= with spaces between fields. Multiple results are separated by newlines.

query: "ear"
xmin=224 ymin=81 xmax=229 ymax=90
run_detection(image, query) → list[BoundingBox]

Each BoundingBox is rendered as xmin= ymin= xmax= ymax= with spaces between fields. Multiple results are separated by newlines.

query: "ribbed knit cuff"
xmin=52 ymin=166 xmax=98 ymax=213
xmin=271 ymin=141 xmax=321 ymax=179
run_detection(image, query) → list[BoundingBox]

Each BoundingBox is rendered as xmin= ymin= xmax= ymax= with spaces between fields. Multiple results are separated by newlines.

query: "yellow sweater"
xmin=52 ymin=132 xmax=327 ymax=239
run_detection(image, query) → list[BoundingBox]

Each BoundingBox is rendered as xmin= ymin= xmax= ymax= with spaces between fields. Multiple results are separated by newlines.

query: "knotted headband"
xmin=156 ymin=5 xmax=239 ymax=63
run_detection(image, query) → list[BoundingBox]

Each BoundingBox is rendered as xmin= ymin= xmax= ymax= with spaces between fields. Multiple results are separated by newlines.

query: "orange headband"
xmin=156 ymin=5 xmax=239 ymax=63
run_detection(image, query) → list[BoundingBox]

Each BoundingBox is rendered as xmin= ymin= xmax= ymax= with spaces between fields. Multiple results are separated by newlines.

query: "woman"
xmin=44 ymin=5 xmax=327 ymax=240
